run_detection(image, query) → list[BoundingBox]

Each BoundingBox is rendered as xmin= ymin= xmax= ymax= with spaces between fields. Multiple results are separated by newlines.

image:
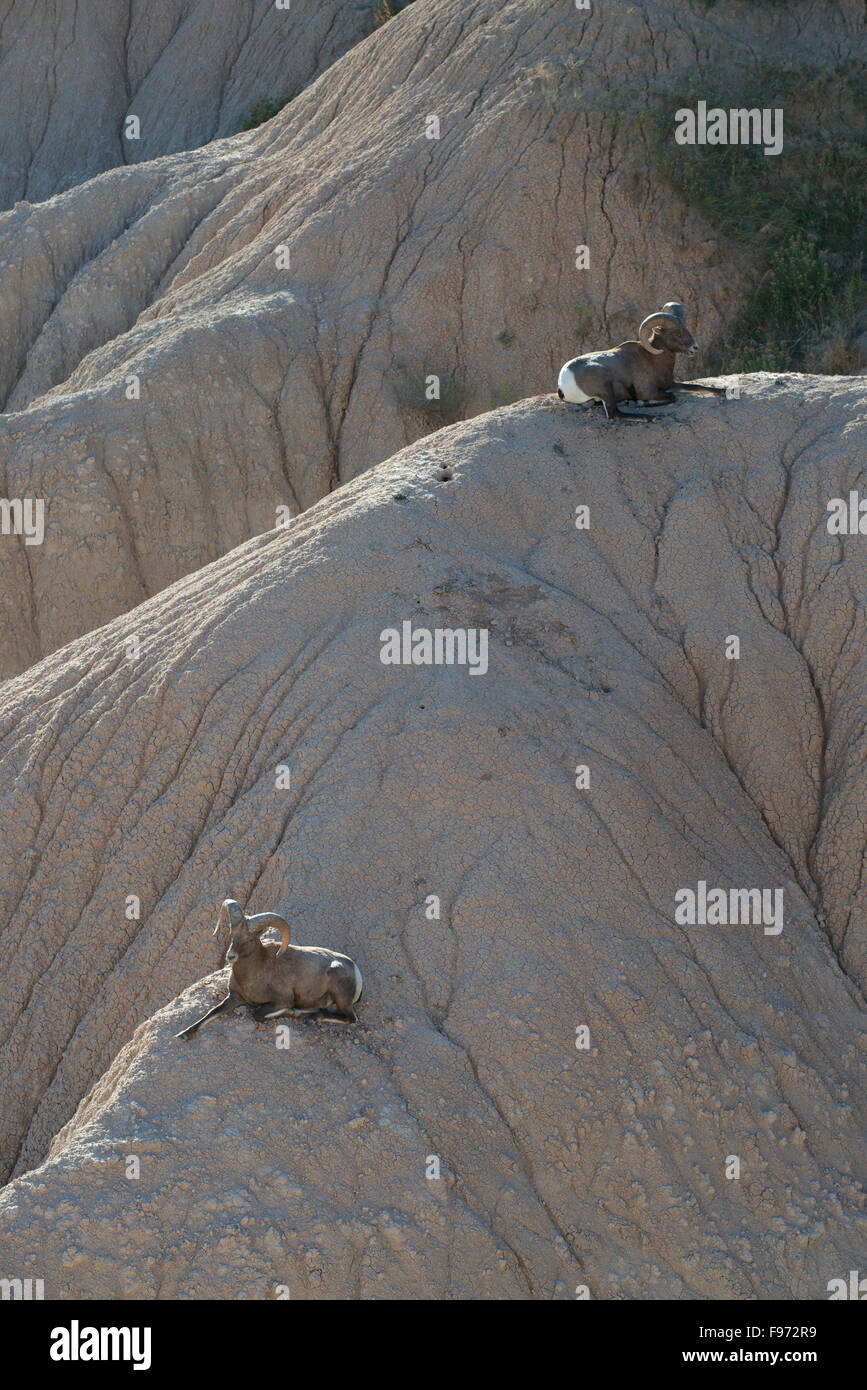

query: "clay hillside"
xmin=0 ymin=0 xmax=375 ymax=209
xmin=0 ymin=385 xmax=864 ymax=1297
xmin=1 ymin=0 xmax=863 ymax=677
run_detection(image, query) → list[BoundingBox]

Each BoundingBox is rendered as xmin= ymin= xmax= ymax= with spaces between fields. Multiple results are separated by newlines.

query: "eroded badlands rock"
xmin=2 ymin=0 xmax=863 ymax=677
xmin=0 ymin=383 xmax=864 ymax=1297
xmin=0 ymin=0 xmax=375 ymax=208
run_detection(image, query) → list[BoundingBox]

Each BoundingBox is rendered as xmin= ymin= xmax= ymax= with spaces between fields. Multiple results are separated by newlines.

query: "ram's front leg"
xmin=673 ymin=382 xmax=727 ymax=396
xmin=251 ymin=1001 xmax=289 ymax=1021
xmin=175 ymin=990 xmax=240 ymax=1039
xmin=250 ymin=1002 xmax=320 ymax=1021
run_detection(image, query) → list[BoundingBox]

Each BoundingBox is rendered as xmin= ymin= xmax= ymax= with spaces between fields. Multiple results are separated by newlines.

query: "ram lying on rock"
xmin=557 ymin=302 xmax=726 ymax=420
xmin=176 ymin=899 xmax=363 ymax=1038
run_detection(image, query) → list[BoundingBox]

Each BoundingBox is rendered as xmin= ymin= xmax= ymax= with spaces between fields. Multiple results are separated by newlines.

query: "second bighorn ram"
xmin=175 ymin=899 xmax=363 ymax=1038
xmin=557 ymin=302 xmax=726 ymax=420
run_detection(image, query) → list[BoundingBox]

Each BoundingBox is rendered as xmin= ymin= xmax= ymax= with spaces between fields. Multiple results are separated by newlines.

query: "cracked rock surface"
xmin=2 ymin=0 xmax=863 ymax=678
xmin=0 ymin=384 xmax=863 ymax=1297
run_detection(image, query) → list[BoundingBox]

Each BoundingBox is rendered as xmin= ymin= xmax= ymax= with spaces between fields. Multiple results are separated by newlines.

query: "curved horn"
xmin=638 ymin=309 xmax=681 ymax=344
xmin=214 ymin=899 xmax=244 ymax=935
xmin=245 ymin=911 xmax=292 ymax=951
xmin=661 ymin=301 xmax=687 ymax=322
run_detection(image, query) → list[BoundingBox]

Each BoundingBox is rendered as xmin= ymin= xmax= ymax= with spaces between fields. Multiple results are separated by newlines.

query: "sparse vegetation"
xmin=514 ymin=55 xmax=585 ymax=114
xmin=513 ymin=45 xmax=866 ymax=374
xmin=573 ymin=297 xmax=593 ymax=337
xmin=488 ymin=383 xmax=522 ymax=409
xmin=239 ymin=97 xmax=290 ymax=131
xmin=496 ymin=328 xmax=515 ymax=346
xmin=354 ymin=0 xmax=414 ymax=28
xmin=643 ymin=61 xmax=867 ymax=372
xmin=393 ymin=366 xmax=470 ymax=429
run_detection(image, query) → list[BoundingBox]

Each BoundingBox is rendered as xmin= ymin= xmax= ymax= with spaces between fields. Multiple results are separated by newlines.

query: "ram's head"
xmin=214 ymin=898 xmax=292 ymax=962
xmin=639 ymin=302 xmax=698 ymax=357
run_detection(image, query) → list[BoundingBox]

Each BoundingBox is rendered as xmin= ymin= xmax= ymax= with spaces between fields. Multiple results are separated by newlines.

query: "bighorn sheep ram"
xmin=557 ymin=302 xmax=726 ymax=420
xmin=175 ymin=899 xmax=363 ymax=1038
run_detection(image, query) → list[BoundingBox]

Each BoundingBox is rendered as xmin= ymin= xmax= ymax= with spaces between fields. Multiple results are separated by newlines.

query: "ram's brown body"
xmin=176 ymin=900 xmax=362 ymax=1037
xmin=229 ymin=938 xmax=359 ymax=1014
xmin=557 ymin=302 xmax=725 ymax=420
xmin=563 ymin=339 xmax=679 ymax=406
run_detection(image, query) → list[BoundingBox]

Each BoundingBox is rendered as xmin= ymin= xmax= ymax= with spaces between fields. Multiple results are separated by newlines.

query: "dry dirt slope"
xmin=0 ymin=381 xmax=864 ymax=1298
xmin=0 ymin=0 xmax=375 ymax=209
xmin=2 ymin=0 xmax=863 ymax=678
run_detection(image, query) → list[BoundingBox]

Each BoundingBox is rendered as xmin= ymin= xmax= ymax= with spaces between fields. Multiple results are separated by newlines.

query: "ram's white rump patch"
xmin=558 ymin=364 xmax=592 ymax=404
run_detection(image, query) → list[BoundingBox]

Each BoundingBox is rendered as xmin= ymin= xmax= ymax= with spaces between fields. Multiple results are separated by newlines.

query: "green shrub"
xmin=352 ymin=0 xmax=414 ymax=28
xmin=240 ymin=97 xmax=290 ymax=132
xmin=642 ymin=60 xmax=867 ymax=373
